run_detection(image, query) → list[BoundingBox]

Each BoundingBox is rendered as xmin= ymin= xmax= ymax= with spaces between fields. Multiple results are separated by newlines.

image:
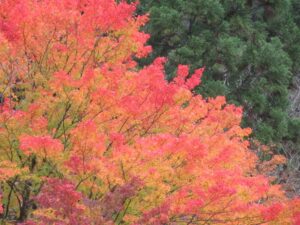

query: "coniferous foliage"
xmin=136 ymin=0 xmax=300 ymax=145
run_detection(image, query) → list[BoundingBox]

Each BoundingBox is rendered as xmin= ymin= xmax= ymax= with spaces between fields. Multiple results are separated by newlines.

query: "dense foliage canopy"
xmin=136 ymin=0 xmax=300 ymax=146
xmin=0 ymin=0 xmax=299 ymax=224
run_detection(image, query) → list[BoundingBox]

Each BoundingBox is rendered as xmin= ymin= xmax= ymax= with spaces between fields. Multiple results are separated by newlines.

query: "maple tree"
xmin=0 ymin=0 xmax=299 ymax=224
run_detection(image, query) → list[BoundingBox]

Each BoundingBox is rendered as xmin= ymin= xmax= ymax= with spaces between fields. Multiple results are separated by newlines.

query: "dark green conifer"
xmin=135 ymin=0 xmax=300 ymax=146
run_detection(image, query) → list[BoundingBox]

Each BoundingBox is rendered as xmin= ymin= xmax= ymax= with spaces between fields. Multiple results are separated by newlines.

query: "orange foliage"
xmin=0 ymin=0 xmax=298 ymax=224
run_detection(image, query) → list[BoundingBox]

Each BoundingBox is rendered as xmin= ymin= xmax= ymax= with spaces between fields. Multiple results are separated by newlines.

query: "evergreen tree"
xmin=136 ymin=0 xmax=300 ymax=145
